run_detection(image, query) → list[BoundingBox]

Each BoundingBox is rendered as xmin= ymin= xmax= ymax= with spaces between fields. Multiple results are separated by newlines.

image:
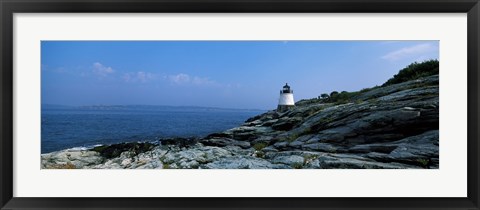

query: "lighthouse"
xmin=277 ymin=83 xmax=295 ymax=112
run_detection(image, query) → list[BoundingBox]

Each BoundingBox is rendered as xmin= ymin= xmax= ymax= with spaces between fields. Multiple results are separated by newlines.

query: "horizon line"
xmin=41 ymin=103 xmax=269 ymax=111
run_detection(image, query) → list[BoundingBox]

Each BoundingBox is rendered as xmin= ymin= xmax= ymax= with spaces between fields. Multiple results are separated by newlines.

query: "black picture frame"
xmin=1 ymin=0 xmax=479 ymax=209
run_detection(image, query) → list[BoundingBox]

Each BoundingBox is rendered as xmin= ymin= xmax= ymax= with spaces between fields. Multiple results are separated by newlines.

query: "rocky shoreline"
xmin=42 ymin=75 xmax=439 ymax=169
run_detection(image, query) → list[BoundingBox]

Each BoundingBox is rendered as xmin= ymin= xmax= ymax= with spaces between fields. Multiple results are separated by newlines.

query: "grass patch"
xmin=334 ymin=100 xmax=349 ymax=105
xmin=367 ymin=98 xmax=379 ymax=104
xmin=304 ymin=154 xmax=319 ymax=161
xmin=253 ymin=142 xmax=268 ymax=151
xmin=309 ymin=116 xmax=337 ymax=133
xmin=291 ymin=162 xmax=304 ymax=169
xmin=162 ymin=163 xmax=170 ymax=169
xmin=416 ymin=158 xmax=430 ymax=168
xmin=278 ymin=133 xmax=299 ymax=143
xmin=47 ymin=162 xmax=76 ymax=169
xmin=255 ymin=151 xmax=265 ymax=158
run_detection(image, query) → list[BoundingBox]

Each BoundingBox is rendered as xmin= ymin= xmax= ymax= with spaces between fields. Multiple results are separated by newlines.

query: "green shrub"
xmin=308 ymin=61 xmax=437 ymax=107
xmin=355 ymin=99 xmax=364 ymax=104
xmin=382 ymin=59 xmax=439 ymax=86
xmin=253 ymin=142 xmax=268 ymax=151
xmin=286 ymin=133 xmax=299 ymax=142
xmin=292 ymin=162 xmax=304 ymax=169
xmin=91 ymin=142 xmax=154 ymax=159
xmin=360 ymin=87 xmax=371 ymax=93
xmin=320 ymin=93 xmax=329 ymax=99
xmin=255 ymin=151 xmax=265 ymax=158
xmin=46 ymin=162 xmax=76 ymax=169
xmin=323 ymin=90 xmax=361 ymax=104
xmin=416 ymin=159 xmax=430 ymax=168
xmin=367 ymin=98 xmax=379 ymax=104
xmin=330 ymin=91 xmax=339 ymax=98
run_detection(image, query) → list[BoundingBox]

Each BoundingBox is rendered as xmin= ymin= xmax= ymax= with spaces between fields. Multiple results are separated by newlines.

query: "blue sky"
xmin=41 ymin=41 xmax=439 ymax=110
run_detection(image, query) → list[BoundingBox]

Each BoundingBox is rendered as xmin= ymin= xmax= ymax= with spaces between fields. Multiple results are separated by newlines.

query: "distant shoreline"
xmin=41 ymin=104 xmax=268 ymax=112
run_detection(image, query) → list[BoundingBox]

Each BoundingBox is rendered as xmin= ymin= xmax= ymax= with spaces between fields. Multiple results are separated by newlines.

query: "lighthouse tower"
xmin=277 ymin=83 xmax=295 ymax=112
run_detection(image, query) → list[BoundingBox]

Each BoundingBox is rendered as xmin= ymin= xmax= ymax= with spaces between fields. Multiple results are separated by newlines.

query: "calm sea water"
xmin=41 ymin=105 xmax=264 ymax=154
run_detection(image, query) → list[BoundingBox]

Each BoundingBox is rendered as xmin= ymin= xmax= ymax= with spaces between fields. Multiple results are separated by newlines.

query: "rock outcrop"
xmin=41 ymin=75 xmax=439 ymax=169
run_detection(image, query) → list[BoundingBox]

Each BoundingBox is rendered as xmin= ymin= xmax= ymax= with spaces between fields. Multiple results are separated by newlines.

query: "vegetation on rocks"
xmin=382 ymin=59 xmax=439 ymax=86
xmin=92 ymin=142 xmax=155 ymax=159
xmin=298 ymin=60 xmax=439 ymax=106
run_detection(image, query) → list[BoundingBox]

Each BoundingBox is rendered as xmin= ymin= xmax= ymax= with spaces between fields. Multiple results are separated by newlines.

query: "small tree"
xmin=330 ymin=91 xmax=339 ymax=98
xmin=320 ymin=93 xmax=329 ymax=99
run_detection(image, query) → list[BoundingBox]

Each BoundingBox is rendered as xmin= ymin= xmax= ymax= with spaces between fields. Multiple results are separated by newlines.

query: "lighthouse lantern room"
xmin=277 ymin=83 xmax=295 ymax=112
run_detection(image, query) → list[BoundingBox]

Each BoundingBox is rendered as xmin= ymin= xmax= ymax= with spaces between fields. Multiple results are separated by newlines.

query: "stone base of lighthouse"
xmin=277 ymin=104 xmax=295 ymax=112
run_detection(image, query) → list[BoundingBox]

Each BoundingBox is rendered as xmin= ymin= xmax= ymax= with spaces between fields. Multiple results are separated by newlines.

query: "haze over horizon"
xmin=41 ymin=103 xmax=267 ymax=111
xmin=42 ymin=41 xmax=439 ymax=110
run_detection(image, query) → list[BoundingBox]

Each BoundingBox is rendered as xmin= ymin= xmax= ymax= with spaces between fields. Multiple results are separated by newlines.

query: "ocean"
xmin=41 ymin=105 xmax=265 ymax=154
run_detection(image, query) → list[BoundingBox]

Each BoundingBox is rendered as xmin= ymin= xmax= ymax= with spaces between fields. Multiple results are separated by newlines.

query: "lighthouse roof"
xmin=281 ymin=83 xmax=293 ymax=94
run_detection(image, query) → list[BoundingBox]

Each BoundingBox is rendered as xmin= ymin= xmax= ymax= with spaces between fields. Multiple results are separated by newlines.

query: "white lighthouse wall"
xmin=278 ymin=93 xmax=295 ymax=105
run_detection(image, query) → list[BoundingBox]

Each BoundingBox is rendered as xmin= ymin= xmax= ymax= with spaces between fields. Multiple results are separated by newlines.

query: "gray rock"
xmin=203 ymin=156 xmax=288 ymax=169
xmin=261 ymin=119 xmax=279 ymax=126
xmin=271 ymin=117 xmax=302 ymax=131
xmin=178 ymin=160 xmax=200 ymax=169
xmin=200 ymin=138 xmax=251 ymax=149
xmin=251 ymin=135 xmax=274 ymax=144
xmin=271 ymin=155 xmax=304 ymax=168
xmin=273 ymin=141 xmax=289 ymax=149
xmin=349 ymin=144 xmax=398 ymax=153
xmin=305 ymin=159 xmax=322 ymax=168
xmin=41 ymin=150 xmax=104 ymax=169
xmin=358 ymin=130 xmax=439 ymax=168
xmin=302 ymin=143 xmax=338 ymax=153
xmin=317 ymin=154 xmax=420 ymax=169
xmin=139 ymin=163 xmax=162 ymax=169
xmin=262 ymin=146 xmax=279 ymax=152
xmin=288 ymin=140 xmax=304 ymax=148
xmin=223 ymin=145 xmax=255 ymax=156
